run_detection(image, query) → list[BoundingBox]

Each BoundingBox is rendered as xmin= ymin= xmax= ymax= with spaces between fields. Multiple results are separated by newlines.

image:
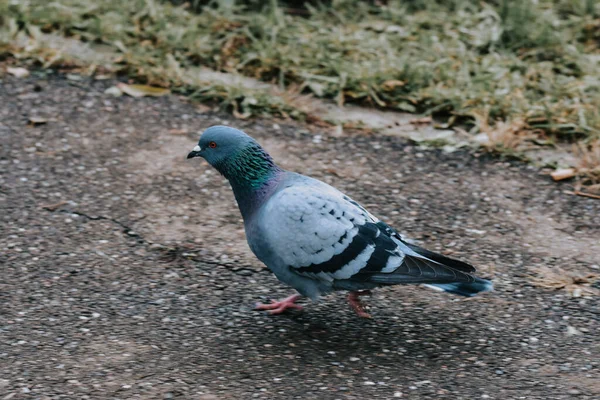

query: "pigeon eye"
xmin=208 ymin=141 xmax=217 ymax=149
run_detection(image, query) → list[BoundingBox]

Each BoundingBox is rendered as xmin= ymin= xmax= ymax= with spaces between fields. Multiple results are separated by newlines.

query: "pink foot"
xmin=255 ymin=294 xmax=303 ymax=315
xmin=347 ymin=290 xmax=372 ymax=318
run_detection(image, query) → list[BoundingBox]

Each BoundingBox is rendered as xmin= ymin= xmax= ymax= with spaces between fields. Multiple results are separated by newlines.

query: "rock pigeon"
xmin=188 ymin=126 xmax=492 ymax=317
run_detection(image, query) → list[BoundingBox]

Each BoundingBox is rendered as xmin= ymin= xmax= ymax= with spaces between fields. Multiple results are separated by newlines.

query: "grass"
xmin=1 ymin=0 xmax=600 ymax=170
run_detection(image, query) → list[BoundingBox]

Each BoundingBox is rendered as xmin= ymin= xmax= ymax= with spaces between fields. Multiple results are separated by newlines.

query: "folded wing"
xmin=261 ymin=182 xmax=478 ymax=288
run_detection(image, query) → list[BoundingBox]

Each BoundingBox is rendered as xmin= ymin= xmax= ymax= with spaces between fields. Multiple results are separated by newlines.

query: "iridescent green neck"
xmin=215 ymin=143 xmax=282 ymax=189
xmin=215 ymin=143 xmax=283 ymax=220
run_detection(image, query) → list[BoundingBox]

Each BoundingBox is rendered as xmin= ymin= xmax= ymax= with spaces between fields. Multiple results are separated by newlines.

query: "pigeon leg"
xmin=255 ymin=294 xmax=303 ymax=315
xmin=347 ymin=290 xmax=372 ymax=318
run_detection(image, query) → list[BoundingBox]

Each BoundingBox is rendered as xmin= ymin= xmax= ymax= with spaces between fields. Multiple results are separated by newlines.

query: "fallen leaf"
xmin=325 ymin=168 xmax=343 ymax=178
xmin=551 ymin=168 xmax=576 ymax=181
xmin=529 ymin=265 xmax=599 ymax=296
xmin=117 ymin=83 xmax=170 ymax=98
xmin=41 ymin=200 xmax=68 ymax=211
xmin=7 ymin=67 xmax=30 ymax=78
xmin=28 ymin=117 xmax=47 ymax=126
xmin=168 ymin=128 xmax=188 ymax=135
xmin=196 ymin=103 xmax=211 ymax=113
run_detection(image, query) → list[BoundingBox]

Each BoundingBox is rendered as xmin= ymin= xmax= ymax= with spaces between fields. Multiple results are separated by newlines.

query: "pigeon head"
xmin=187 ymin=126 xmax=254 ymax=165
xmin=187 ymin=125 xmax=281 ymax=188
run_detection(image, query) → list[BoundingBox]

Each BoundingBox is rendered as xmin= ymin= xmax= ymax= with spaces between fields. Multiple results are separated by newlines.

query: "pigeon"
xmin=188 ymin=126 xmax=492 ymax=317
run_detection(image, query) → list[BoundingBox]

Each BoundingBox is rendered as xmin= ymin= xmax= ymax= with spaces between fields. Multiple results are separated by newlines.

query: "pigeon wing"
xmin=261 ymin=182 xmax=476 ymax=286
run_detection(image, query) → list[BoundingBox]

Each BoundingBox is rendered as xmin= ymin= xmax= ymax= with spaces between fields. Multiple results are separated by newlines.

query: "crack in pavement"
xmin=44 ymin=208 xmax=263 ymax=274
xmin=52 ymin=208 xmax=144 ymax=240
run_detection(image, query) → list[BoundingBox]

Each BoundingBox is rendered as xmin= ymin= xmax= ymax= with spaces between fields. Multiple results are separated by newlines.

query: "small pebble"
xmin=566 ymin=326 xmax=581 ymax=336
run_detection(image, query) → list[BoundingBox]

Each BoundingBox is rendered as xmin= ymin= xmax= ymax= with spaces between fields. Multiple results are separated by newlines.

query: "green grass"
xmin=2 ymin=0 xmax=600 ymax=141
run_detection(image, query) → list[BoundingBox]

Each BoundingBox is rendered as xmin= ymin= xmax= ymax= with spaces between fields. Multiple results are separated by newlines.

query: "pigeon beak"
xmin=187 ymin=145 xmax=202 ymax=159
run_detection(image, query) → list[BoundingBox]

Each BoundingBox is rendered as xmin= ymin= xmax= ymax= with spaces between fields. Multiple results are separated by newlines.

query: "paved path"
xmin=1 ymin=75 xmax=599 ymax=399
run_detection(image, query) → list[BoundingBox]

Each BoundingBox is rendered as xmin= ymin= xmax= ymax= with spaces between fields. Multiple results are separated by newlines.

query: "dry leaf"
xmin=7 ymin=67 xmax=30 ymax=78
xmin=28 ymin=117 xmax=47 ymax=126
xmin=196 ymin=103 xmax=212 ymax=113
xmin=41 ymin=200 xmax=68 ymax=211
xmin=529 ymin=266 xmax=599 ymax=296
xmin=117 ymin=83 xmax=170 ymax=98
xmin=325 ymin=168 xmax=343 ymax=178
xmin=551 ymin=168 xmax=576 ymax=181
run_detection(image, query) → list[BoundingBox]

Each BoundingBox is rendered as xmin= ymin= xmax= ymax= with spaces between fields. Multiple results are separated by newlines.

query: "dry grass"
xmin=475 ymin=112 xmax=538 ymax=152
xmin=1 ymin=0 xmax=600 ymax=141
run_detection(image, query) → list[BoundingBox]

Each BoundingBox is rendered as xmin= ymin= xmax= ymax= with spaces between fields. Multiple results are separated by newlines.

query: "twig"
xmin=573 ymin=190 xmax=600 ymax=200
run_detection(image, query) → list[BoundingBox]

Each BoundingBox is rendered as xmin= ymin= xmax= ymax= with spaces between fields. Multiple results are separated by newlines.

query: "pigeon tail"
xmin=425 ymin=277 xmax=493 ymax=297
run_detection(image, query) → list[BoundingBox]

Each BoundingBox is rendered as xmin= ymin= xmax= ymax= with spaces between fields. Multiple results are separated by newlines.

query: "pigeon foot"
xmin=255 ymin=294 xmax=303 ymax=315
xmin=347 ymin=290 xmax=372 ymax=318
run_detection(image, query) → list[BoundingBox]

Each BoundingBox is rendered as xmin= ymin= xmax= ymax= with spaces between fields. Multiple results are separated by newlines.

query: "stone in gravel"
xmin=7 ymin=67 xmax=30 ymax=78
xmin=104 ymin=86 xmax=123 ymax=97
xmin=566 ymin=326 xmax=581 ymax=336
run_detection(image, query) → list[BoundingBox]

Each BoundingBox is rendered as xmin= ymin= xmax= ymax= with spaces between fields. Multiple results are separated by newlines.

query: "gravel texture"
xmin=1 ymin=73 xmax=599 ymax=399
